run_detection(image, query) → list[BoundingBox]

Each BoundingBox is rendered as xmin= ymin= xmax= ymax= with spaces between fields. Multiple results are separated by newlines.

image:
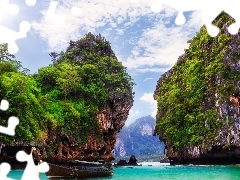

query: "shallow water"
xmin=8 ymin=164 xmax=240 ymax=180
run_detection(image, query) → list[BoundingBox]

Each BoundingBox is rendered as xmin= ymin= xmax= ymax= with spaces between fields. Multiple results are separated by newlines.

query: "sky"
xmin=0 ymin=0 xmax=203 ymax=127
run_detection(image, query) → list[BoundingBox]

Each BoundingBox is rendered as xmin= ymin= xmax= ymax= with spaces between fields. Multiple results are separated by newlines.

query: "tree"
xmin=33 ymin=33 xmax=134 ymax=154
xmin=154 ymin=12 xmax=237 ymax=152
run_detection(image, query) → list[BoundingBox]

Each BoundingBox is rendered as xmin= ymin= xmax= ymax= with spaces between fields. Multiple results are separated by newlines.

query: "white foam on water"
xmin=139 ymin=162 xmax=170 ymax=166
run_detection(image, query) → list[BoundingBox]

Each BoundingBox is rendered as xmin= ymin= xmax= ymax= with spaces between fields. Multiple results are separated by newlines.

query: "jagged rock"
xmin=0 ymin=88 xmax=133 ymax=169
xmin=0 ymin=94 xmax=133 ymax=169
xmin=114 ymin=116 xmax=165 ymax=159
xmin=0 ymin=33 xmax=134 ymax=168
xmin=154 ymin=12 xmax=240 ymax=165
xmin=160 ymin=157 xmax=170 ymax=163
xmin=128 ymin=155 xmax=138 ymax=165
xmin=116 ymin=159 xmax=128 ymax=166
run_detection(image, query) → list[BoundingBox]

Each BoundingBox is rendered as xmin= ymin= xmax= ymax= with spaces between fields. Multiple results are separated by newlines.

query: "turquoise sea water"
xmin=8 ymin=165 xmax=240 ymax=180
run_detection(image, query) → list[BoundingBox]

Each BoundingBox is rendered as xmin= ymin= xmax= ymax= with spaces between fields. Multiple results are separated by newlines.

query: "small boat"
xmin=127 ymin=166 xmax=133 ymax=169
xmin=46 ymin=160 xmax=113 ymax=179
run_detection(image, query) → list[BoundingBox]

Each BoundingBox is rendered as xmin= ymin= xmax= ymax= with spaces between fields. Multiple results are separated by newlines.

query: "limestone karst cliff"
xmin=114 ymin=116 xmax=165 ymax=161
xmin=154 ymin=12 xmax=240 ymax=165
xmin=0 ymin=33 xmax=134 ymax=168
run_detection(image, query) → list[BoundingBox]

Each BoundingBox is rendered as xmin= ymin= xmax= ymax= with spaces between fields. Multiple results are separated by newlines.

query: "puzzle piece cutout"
xmin=46 ymin=1 xmax=65 ymax=25
xmin=0 ymin=0 xmax=36 ymax=54
xmin=0 ymin=21 xmax=30 ymax=54
xmin=150 ymin=0 xmax=240 ymax=37
xmin=0 ymin=116 xmax=19 ymax=136
xmin=0 ymin=0 xmax=19 ymax=23
xmin=0 ymin=99 xmax=19 ymax=179
xmin=129 ymin=0 xmax=138 ymax=3
xmin=0 ymin=99 xmax=9 ymax=111
xmin=0 ymin=0 xmax=82 ymax=53
xmin=0 ymin=99 xmax=19 ymax=136
xmin=25 ymin=0 xmax=36 ymax=6
xmin=0 ymin=163 xmax=14 ymax=180
xmin=16 ymin=151 xmax=49 ymax=180
xmin=46 ymin=1 xmax=82 ymax=25
xmin=71 ymin=6 xmax=82 ymax=17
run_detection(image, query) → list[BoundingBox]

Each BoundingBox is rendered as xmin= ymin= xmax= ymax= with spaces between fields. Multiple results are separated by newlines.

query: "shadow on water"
xmin=47 ymin=176 xmax=113 ymax=180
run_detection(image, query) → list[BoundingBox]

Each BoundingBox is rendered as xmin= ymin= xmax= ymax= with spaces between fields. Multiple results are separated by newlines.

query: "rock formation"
xmin=128 ymin=155 xmax=138 ymax=165
xmin=0 ymin=84 xmax=133 ymax=169
xmin=154 ymin=12 xmax=240 ymax=165
xmin=0 ymin=33 xmax=134 ymax=168
xmin=114 ymin=116 xmax=165 ymax=160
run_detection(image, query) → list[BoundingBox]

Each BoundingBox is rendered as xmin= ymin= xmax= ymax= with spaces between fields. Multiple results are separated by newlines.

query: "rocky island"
xmin=0 ymin=33 xmax=134 ymax=168
xmin=154 ymin=12 xmax=240 ymax=165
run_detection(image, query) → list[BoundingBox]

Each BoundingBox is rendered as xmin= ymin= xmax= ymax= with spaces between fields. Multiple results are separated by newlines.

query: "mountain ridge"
xmin=114 ymin=115 xmax=165 ymax=161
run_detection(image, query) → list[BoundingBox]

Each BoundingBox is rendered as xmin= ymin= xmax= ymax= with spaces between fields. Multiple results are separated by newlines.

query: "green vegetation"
xmin=0 ymin=43 xmax=45 ymax=143
xmin=0 ymin=33 xmax=134 ymax=149
xmin=154 ymin=12 xmax=240 ymax=152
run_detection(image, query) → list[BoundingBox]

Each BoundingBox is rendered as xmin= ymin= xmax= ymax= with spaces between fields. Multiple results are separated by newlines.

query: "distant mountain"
xmin=114 ymin=115 xmax=165 ymax=160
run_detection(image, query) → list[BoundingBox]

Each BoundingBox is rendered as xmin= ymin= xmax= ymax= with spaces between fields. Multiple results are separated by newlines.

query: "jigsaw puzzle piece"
xmin=228 ymin=19 xmax=240 ymax=35
xmin=25 ymin=0 xmax=36 ymax=6
xmin=0 ymin=0 xmax=19 ymax=23
xmin=16 ymin=150 xmax=49 ymax=180
xmin=129 ymin=0 xmax=138 ymax=3
xmin=224 ymin=0 xmax=240 ymax=35
xmin=150 ymin=0 xmax=240 ymax=37
xmin=0 ymin=116 xmax=19 ymax=136
xmin=0 ymin=21 xmax=30 ymax=54
xmin=0 ymin=99 xmax=9 ymax=111
xmin=201 ymin=7 xmax=221 ymax=37
xmin=170 ymin=0 xmax=198 ymax=25
xmin=46 ymin=1 xmax=82 ymax=23
xmin=175 ymin=11 xmax=186 ymax=25
xmin=71 ymin=7 xmax=82 ymax=16
xmin=151 ymin=0 xmax=198 ymax=25
xmin=151 ymin=0 xmax=164 ymax=13
xmin=46 ymin=1 xmax=65 ymax=25
xmin=0 ymin=162 xmax=15 ymax=180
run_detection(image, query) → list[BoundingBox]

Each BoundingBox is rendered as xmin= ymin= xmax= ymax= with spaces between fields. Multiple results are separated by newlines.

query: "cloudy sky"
xmin=0 ymin=0 xmax=203 ymax=126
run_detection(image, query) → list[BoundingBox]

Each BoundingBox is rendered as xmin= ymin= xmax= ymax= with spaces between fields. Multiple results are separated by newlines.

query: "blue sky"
xmin=0 ymin=0 xmax=203 ymax=126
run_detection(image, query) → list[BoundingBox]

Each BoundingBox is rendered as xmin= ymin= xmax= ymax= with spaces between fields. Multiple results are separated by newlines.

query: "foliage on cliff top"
xmin=154 ymin=12 xmax=240 ymax=152
xmin=0 ymin=33 xmax=134 ymax=146
xmin=36 ymin=32 xmax=135 ymax=144
xmin=0 ymin=43 xmax=45 ymax=143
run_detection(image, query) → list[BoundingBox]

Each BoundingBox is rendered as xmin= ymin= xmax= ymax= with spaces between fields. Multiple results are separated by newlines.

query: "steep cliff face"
xmin=114 ymin=116 xmax=165 ymax=159
xmin=0 ymin=101 xmax=133 ymax=168
xmin=0 ymin=33 xmax=134 ymax=168
xmin=154 ymin=12 xmax=240 ymax=165
xmin=95 ymin=98 xmax=134 ymax=161
xmin=42 ymin=33 xmax=134 ymax=161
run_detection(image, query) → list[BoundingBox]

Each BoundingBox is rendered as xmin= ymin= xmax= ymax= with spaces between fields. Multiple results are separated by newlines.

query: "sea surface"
xmin=7 ymin=163 xmax=240 ymax=180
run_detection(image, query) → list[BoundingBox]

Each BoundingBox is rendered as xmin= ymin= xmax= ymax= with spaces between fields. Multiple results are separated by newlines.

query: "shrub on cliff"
xmin=35 ymin=32 xmax=135 ymax=145
xmin=0 ymin=33 xmax=134 ymax=149
xmin=154 ymin=12 xmax=240 ymax=153
xmin=0 ymin=43 xmax=46 ymax=143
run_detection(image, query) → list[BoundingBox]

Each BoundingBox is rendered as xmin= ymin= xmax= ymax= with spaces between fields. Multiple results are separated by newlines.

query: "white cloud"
xmin=121 ymin=10 xmax=203 ymax=73
xmin=115 ymin=28 xmax=125 ymax=35
xmin=31 ymin=0 xmax=155 ymax=52
xmin=31 ymin=0 xmax=203 ymax=74
xmin=151 ymin=109 xmax=157 ymax=118
xmin=139 ymin=93 xmax=157 ymax=118
xmin=128 ymin=109 xmax=140 ymax=118
xmin=136 ymin=67 xmax=169 ymax=73
xmin=143 ymin=77 xmax=153 ymax=82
